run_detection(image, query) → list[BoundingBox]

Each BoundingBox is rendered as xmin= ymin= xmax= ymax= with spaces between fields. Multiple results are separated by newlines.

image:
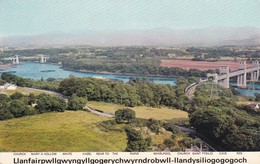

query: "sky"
xmin=0 ymin=0 xmax=260 ymax=37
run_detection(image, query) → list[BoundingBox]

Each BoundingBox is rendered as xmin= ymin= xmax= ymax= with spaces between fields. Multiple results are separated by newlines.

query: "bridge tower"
xmin=12 ymin=55 xmax=19 ymax=64
xmin=252 ymin=61 xmax=259 ymax=81
xmin=40 ymin=54 xmax=48 ymax=63
xmin=40 ymin=54 xmax=44 ymax=63
xmin=219 ymin=66 xmax=230 ymax=88
xmin=237 ymin=61 xmax=247 ymax=88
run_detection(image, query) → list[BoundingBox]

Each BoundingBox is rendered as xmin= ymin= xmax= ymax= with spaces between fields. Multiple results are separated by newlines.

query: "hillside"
xmin=0 ymin=111 xmax=127 ymax=152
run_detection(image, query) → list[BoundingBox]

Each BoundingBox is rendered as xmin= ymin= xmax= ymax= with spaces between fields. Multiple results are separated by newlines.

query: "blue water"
xmin=1 ymin=62 xmax=176 ymax=85
xmin=2 ymin=62 xmax=259 ymax=97
xmin=230 ymin=82 xmax=260 ymax=97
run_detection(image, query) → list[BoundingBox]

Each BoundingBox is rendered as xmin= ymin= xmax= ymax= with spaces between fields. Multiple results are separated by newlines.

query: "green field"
xmin=0 ymin=111 xmax=127 ymax=152
xmin=87 ymin=101 xmax=188 ymax=121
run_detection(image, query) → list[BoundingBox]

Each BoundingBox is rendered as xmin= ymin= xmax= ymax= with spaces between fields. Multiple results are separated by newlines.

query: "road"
xmin=185 ymin=83 xmax=199 ymax=99
xmin=185 ymin=80 xmax=207 ymax=99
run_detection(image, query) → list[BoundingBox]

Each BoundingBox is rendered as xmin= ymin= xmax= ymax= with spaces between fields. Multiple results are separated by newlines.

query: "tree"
xmin=67 ymin=95 xmax=87 ymax=110
xmin=10 ymin=92 xmax=24 ymax=100
xmin=146 ymin=118 xmax=161 ymax=134
xmin=115 ymin=108 xmax=136 ymax=124
xmin=59 ymin=78 xmax=87 ymax=97
xmin=0 ymin=107 xmax=14 ymax=120
xmin=0 ymin=94 xmax=11 ymax=107
xmin=36 ymin=94 xmax=66 ymax=113
xmin=8 ymin=100 xmax=30 ymax=117
xmin=125 ymin=127 xmax=152 ymax=152
xmin=189 ymin=107 xmax=235 ymax=139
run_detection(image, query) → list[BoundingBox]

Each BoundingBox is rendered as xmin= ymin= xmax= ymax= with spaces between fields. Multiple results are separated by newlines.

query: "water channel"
xmin=1 ymin=62 xmax=259 ymax=97
xmin=1 ymin=62 xmax=176 ymax=85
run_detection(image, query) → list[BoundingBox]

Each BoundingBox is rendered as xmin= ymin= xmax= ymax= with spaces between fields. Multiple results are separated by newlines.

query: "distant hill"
xmin=220 ymin=35 xmax=260 ymax=46
xmin=1 ymin=27 xmax=260 ymax=47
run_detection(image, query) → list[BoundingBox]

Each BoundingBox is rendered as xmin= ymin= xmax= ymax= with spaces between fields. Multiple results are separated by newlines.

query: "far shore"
xmin=68 ymin=68 xmax=179 ymax=79
xmin=0 ymin=64 xmax=14 ymax=71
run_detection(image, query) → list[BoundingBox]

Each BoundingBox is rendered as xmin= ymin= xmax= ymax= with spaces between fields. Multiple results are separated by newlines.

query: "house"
xmin=0 ymin=83 xmax=17 ymax=90
xmin=249 ymin=103 xmax=260 ymax=109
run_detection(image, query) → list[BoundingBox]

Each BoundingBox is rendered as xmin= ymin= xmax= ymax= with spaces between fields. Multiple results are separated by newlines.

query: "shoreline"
xmin=0 ymin=64 xmax=15 ymax=71
xmin=63 ymin=68 xmax=179 ymax=79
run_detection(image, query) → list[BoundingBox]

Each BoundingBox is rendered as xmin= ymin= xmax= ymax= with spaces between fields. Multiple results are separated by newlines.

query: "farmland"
xmin=160 ymin=59 xmax=254 ymax=71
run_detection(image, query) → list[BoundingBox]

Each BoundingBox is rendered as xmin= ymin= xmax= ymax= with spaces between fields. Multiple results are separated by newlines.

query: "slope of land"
xmin=0 ymin=111 xmax=127 ymax=152
xmin=87 ymin=101 xmax=188 ymax=121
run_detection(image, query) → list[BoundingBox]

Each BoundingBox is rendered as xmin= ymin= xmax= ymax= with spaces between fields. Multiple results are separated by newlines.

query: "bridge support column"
xmin=15 ymin=55 xmax=19 ymax=64
xmin=40 ymin=55 xmax=44 ymax=63
xmin=250 ymin=72 xmax=257 ymax=81
xmin=256 ymin=66 xmax=260 ymax=81
xmin=11 ymin=55 xmax=19 ymax=64
xmin=237 ymin=74 xmax=247 ymax=88
xmin=218 ymin=66 xmax=230 ymax=88
xmin=254 ymin=72 xmax=258 ymax=81
xmin=237 ymin=61 xmax=247 ymax=88
xmin=221 ymin=76 xmax=229 ymax=88
xmin=253 ymin=61 xmax=259 ymax=81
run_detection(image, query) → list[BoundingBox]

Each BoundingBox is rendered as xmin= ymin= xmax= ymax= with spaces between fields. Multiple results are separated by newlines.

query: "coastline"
xmin=64 ymin=68 xmax=179 ymax=79
xmin=0 ymin=64 xmax=14 ymax=71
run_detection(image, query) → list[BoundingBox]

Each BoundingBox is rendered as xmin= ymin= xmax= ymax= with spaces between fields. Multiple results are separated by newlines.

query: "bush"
xmin=10 ymin=92 xmax=24 ymax=100
xmin=8 ymin=100 xmax=30 ymax=118
xmin=67 ymin=95 xmax=87 ymax=110
xmin=36 ymin=94 xmax=66 ymax=113
xmin=146 ymin=118 xmax=161 ymax=134
xmin=163 ymin=122 xmax=180 ymax=133
xmin=163 ymin=138 xmax=176 ymax=148
xmin=115 ymin=108 xmax=136 ymax=124
xmin=0 ymin=108 xmax=14 ymax=120
xmin=125 ymin=127 xmax=152 ymax=152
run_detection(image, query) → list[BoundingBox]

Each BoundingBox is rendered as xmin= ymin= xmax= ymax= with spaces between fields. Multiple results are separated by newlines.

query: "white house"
xmin=0 ymin=83 xmax=17 ymax=90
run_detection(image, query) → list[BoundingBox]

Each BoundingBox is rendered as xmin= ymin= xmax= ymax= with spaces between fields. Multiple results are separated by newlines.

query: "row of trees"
xmin=1 ymin=72 xmax=197 ymax=112
xmin=1 ymin=72 xmax=60 ymax=91
xmin=58 ymin=76 xmax=194 ymax=109
xmin=62 ymin=59 xmax=211 ymax=77
xmin=0 ymin=93 xmax=67 ymax=121
xmin=0 ymin=91 xmax=88 ymax=121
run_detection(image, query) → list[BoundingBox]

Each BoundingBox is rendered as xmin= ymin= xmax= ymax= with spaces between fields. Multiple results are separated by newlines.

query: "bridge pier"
xmin=253 ymin=61 xmax=259 ymax=81
xmin=237 ymin=74 xmax=247 ymax=88
xmin=236 ymin=61 xmax=247 ymax=88
xmin=251 ymin=71 xmax=259 ymax=81
xmin=219 ymin=66 xmax=230 ymax=88
xmin=11 ymin=55 xmax=19 ymax=64
xmin=40 ymin=54 xmax=48 ymax=63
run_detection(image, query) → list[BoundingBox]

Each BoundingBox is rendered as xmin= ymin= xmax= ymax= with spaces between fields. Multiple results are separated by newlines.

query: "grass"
xmin=236 ymin=95 xmax=256 ymax=105
xmin=0 ymin=111 xmax=127 ymax=152
xmin=87 ymin=101 xmax=188 ymax=121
